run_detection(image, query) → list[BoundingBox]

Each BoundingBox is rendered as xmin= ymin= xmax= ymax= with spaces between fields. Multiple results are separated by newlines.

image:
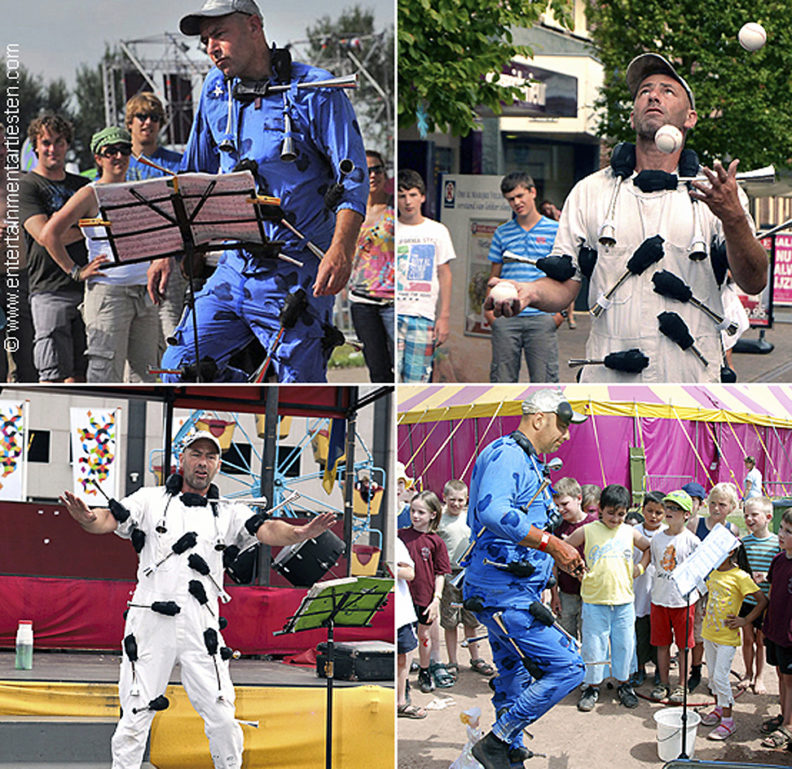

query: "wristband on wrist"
xmin=70 ymin=264 xmax=82 ymax=281
xmin=538 ymin=531 xmax=551 ymax=552
xmin=636 ymin=563 xmax=645 ymax=576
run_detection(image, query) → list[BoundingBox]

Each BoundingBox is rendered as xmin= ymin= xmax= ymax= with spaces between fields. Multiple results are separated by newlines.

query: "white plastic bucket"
xmin=653 ymin=708 xmax=701 ymax=761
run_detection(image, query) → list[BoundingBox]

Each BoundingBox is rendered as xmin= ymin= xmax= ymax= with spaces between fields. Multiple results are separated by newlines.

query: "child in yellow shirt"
xmin=700 ymin=544 xmax=767 ymax=740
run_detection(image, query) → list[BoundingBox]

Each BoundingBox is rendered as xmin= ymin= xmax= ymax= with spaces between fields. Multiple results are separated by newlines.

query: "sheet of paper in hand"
xmin=83 ymin=171 xmax=281 ymax=266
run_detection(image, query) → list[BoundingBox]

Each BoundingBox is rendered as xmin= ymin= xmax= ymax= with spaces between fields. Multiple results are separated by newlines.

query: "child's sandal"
xmin=470 ymin=658 xmax=495 ymax=676
xmin=761 ymin=726 xmax=792 ymax=749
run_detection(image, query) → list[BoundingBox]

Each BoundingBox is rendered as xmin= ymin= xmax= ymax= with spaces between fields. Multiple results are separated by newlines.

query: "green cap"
xmin=90 ymin=126 xmax=132 ymax=155
xmin=663 ymin=489 xmax=693 ymax=513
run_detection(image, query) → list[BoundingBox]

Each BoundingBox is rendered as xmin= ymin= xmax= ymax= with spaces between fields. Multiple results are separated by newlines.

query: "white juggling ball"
xmin=739 ymin=22 xmax=767 ymax=52
xmin=489 ymin=282 xmax=519 ymax=303
xmin=654 ymin=125 xmax=683 ymax=154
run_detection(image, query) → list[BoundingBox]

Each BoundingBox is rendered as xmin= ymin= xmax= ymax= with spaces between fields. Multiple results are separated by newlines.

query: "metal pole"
xmin=372 ymin=393 xmax=391 ymax=564
xmin=255 ymin=387 xmax=279 ymax=586
xmin=162 ymin=389 xmax=174 ymax=485
xmin=343 ymin=388 xmax=358 ymax=576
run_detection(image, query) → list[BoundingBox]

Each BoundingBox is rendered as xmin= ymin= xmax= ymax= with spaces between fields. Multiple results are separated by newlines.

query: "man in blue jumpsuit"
xmin=157 ymin=0 xmax=367 ymax=382
xmin=464 ymin=389 xmax=588 ymax=769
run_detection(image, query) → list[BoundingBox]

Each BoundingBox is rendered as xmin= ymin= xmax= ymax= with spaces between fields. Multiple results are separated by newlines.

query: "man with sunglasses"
xmin=154 ymin=0 xmax=367 ymax=382
xmin=19 ymin=113 xmax=90 ymax=382
xmin=125 ymin=93 xmax=182 ymax=182
xmin=124 ymin=92 xmax=188 ymax=358
xmin=40 ymin=127 xmax=159 ymax=382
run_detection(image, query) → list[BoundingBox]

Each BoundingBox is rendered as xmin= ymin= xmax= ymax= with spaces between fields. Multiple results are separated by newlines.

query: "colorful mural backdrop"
xmin=0 ymin=400 xmax=27 ymax=501
xmin=70 ymin=408 xmax=120 ymax=504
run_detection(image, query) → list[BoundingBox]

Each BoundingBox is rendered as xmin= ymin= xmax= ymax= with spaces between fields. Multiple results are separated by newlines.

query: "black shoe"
xmin=417 ymin=667 xmax=435 ymax=693
xmin=617 ymin=682 xmax=639 ymax=708
xmin=630 ymin=669 xmax=646 ymax=687
xmin=472 ymin=732 xmax=512 ymax=769
xmin=688 ymin=665 xmax=702 ymax=693
xmin=508 ymin=746 xmax=534 ymax=766
xmin=577 ymin=686 xmax=599 ymax=712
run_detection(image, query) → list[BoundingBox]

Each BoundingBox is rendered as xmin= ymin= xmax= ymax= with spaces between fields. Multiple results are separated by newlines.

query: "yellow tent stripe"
xmin=398 ymin=385 xmax=792 ymax=428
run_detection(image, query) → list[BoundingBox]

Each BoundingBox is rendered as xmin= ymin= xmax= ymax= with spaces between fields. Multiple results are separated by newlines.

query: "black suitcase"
xmin=316 ymin=640 xmax=394 ymax=681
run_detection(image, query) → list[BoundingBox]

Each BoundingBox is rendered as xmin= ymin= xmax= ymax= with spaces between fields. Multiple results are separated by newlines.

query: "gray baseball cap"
xmin=522 ymin=389 xmax=587 ymax=424
xmin=626 ymin=53 xmax=696 ymax=110
xmin=182 ymin=430 xmax=222 ymax=453
xmin=180 ymin=0 xmax=263 ymax=36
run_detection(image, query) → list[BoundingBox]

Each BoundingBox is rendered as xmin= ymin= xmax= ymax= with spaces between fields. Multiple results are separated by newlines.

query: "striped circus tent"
xmin=397 ymin=385 xmax=792 ymax=502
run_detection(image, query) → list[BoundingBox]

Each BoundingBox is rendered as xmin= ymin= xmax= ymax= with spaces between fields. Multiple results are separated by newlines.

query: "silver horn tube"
xmin=281 ymin=105 xmax=297 ymax=163
xmin=598 ymin=177 xmax=624 ymax=247
xmin=678 ymin=164 xmax=775 ymax=184
xmin=267 ymin=73 xmax=359 ymax=94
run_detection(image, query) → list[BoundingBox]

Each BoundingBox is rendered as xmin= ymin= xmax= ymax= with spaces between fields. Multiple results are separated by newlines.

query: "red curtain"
xmin=0 ymin=575 xmax=393 ymax=654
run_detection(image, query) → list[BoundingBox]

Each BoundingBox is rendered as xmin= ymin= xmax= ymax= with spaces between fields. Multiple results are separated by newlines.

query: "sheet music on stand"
xmin=277 ymin=576 xmax=393 ymax=635
xmin=671 ymin=523 xmax=741 ymax=598
xmin=86 ymin=170 xmax=282 ymax=266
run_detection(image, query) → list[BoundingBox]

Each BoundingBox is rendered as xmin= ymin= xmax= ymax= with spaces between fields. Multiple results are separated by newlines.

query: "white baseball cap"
xmin=522 ymin=389 xmax=587 ymax=424
xmin=182 ymin=430 xmax=222 ymax=453
xmin=626 ymin=53 xmax=696 ymax=110
xmin=180 ymin=0 xmax=263 ymax=36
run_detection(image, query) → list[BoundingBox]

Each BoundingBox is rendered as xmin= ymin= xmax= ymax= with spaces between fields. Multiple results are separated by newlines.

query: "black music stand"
xmin=276 ymin=576 xmax=392 ymax=769
xmin=86 ymin=170 xmax=286 ymax=381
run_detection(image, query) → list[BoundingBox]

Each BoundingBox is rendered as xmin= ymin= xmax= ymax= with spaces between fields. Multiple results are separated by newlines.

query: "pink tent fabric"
xmin=397 ymin=386 xmax=792 ymax=499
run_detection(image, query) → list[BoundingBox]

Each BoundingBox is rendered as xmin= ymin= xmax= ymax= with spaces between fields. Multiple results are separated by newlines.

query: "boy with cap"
xmin=61 ymin=429 xmax=337 ymax=769
xmin=682 ymin=481 xmax=706 ymax=517
xmin=40 ymin=127 xmax=159 ymax=382
xmin=157 ymin=0 xmax=367 ymax=382
xmin=463 ymin=389 xmax=588 ymax=768
xmin=484 ymin=52 xmax=767 ymax=383
xmin=649 ymin=489 xmax=701 ymax=702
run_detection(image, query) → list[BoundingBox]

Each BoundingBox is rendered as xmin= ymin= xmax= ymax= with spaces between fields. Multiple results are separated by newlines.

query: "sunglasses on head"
xmin=99 ymin=145 xmax=132 ymax=158
xmin=134 ymin=112 xmax=162 ymax=123
xmin=368 ymin=164 xmax=384 ymax=174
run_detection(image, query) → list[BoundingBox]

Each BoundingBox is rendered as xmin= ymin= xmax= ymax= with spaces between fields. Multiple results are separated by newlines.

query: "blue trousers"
xmin=160 ymin=259 xmax=332 ymax=382
xmin=581 ymin=602 xmax=635 ymax=684
xmin=478 ymin=606 xmax=585 ymax=747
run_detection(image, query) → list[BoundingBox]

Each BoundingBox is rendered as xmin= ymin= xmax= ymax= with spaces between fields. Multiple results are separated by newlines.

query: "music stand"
xmin=83 ymin=170 xmax=287 ymax=381
xmin=276 ymin=576 xmax=392 ymax=769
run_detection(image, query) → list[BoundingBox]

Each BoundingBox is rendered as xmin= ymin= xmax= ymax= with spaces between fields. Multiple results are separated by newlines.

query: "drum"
xmin=272 ymin=529 xmax=345 ymax=586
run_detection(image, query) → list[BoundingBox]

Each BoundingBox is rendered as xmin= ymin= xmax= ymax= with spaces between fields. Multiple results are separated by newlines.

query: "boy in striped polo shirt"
xmin=740 ymin=496 xmax=779 ymax=694
xmin=488 ymin=172 xmax=560 ymax=383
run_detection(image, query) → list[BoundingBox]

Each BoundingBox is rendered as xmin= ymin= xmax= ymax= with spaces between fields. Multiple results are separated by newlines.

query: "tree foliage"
xmin=0 ymin=61 xmax=71 ymax=139
xmin=398 ymin=0 xmax=573 ymax=137
xmin=586 ymin=0 xmax=792 ymax=169
xmin=305 ymin=5 xmax=394 ymax=156
xmin=72 ymin=59 xmax=110 ymax=170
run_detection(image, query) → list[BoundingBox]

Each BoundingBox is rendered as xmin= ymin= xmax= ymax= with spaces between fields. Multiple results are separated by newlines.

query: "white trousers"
xmin=111 ymin=596 xmax=242 ymax=769
xmin=703 ymin=638 xmax=736 ymax=708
